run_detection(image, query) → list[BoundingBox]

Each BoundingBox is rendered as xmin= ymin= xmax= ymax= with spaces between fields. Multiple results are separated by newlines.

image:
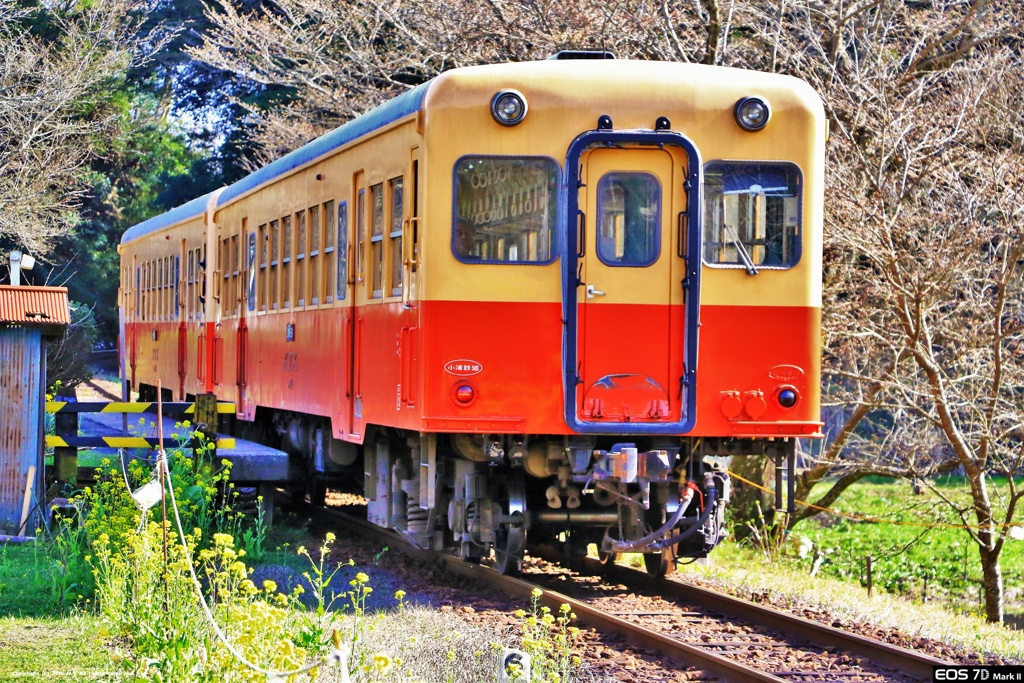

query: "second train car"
xmin=119 ymin=53 xmax=826 ymax=575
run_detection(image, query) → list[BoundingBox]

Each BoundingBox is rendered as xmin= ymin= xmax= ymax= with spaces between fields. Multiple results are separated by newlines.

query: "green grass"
xmin=787 ymin=476 xmax=1023 ymax=619
xmin=0 ymin=614 xmax=118 ymax=682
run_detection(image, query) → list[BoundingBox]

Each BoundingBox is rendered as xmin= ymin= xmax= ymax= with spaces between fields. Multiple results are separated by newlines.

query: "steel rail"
xmin=302 ymin=498 xmax=952 ymax=681
xmin=595 ymin=560 xmax=953 ymax=680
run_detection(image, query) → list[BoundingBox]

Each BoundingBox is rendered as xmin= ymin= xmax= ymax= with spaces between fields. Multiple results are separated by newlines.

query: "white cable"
xmin=161 ymin=456 xmax=348 ymax=680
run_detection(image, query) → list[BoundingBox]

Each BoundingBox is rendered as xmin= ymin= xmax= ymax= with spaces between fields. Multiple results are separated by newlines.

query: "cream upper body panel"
xmin=419 ymin=59 xmax=825 ymax=307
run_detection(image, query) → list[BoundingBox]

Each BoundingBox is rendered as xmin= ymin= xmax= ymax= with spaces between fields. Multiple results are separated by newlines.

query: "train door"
xmin=347 ymin=172 xmax=366 ymax=439
xmin=237 ymin=222 xmax=255 ymax=417
xmin=564 ymin=134 xmax=701 ymax=434
xmin=399 ymin=147 xmax=421 ymax=410
xmin=177 ymin=240 xmax=188 ymax=399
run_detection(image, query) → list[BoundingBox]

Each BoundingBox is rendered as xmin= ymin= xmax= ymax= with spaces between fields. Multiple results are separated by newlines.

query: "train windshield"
xmin=702 ymin=162 xmax=802 ymax=269
xmin=452 ymin=156 xmax=560 ymax=263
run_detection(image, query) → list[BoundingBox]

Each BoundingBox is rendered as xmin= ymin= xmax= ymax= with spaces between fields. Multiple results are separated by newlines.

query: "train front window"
xmin=702 ymin=162 xmax=801 ymax=269
xmin=452 ymin=156 xmax=559 ymax=263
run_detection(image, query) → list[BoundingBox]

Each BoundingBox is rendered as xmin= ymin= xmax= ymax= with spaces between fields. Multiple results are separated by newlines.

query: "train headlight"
xmin=734 ymin=96 xmax=771 ymax=132
xmin=777 ymin=387 xmax=799 ymax=409
xmin=491 ymin=90 xmax=528 ymax=126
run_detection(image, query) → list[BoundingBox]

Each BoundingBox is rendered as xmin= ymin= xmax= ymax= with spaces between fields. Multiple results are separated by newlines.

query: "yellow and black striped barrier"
xmin=46 ymin=401 xmax=235 ymax=415
xmin=45 ymin=435 xmax=236 ymax=449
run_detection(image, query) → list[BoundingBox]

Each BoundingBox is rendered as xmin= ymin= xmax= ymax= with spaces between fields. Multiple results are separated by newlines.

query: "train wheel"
xmin=643 ymin=543 xmax=677 ymax=578
xmin=494 ymin=471 xmax=527 ymax=575
xmin=598 ymin=548 xmax=618 ymax=567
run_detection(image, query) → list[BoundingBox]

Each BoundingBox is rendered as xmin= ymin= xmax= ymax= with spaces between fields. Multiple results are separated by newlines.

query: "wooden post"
xmin=866 ymin=555 xmax=873 ymax=597
xmin=53 ymin=391 xmax=78 ymax=484
xmin=194 ymin=392 xmax=219 ymax=462
xmin=17 ymin=465 xmax=36 ymax=536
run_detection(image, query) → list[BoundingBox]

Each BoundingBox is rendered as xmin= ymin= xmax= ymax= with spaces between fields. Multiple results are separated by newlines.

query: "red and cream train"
xmin=119 ymin=53 xmax=825 ymax=575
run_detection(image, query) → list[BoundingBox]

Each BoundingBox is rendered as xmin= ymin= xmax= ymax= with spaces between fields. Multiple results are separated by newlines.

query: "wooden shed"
xmin=0 ymin=286 xmax=70 ymax=535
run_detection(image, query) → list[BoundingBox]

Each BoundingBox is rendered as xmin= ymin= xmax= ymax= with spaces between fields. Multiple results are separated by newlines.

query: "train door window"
xmin=270 ymin=219 xmax=279 ymax=310
xmin=702 ymin=162 xmax=802 ymax=269
xmin=370 ymin=183 xmax=384 ymax=299
xmin=356 ymin=189 xmax=365 ymax=286
xmin=323 ymin=200 xmax=336 ymax=304
xmin=247 ymin=231 xmax=257 ymax=312
xmin=296 ymin=209 xmax=306 ymax=307
xmin=452 ymin=156 xmax=560 ymax=263
xmin=258 ymin=224 xmax=267 ymax=312
xmin=596 ymin=172 xmax=661 ymax=266
xmin=337 ymin=201 xmax=348 ymax=301
xmin=282 ymin=214 xmax=292 ymax=309
xmin=411 ymin=159 xmax=420 ymax=269
xmin=232 ymin=232 xmax=240 ymax=316
xmin=308 ymin=205 xmax=320 ymax=306
xmin=174 ymin=255 xmax=181 ymax=318
xmin=186 ymin=251 xmax=193 ymax=320
xmin=388 ymin=177 xmax=403 ymax=297
xmin=134 ymin=265 xmax=140 ymax=322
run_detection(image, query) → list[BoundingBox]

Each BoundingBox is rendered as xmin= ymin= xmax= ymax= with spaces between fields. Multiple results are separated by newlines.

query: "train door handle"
xmin=586 ymin=284 xmax=606 ymax=298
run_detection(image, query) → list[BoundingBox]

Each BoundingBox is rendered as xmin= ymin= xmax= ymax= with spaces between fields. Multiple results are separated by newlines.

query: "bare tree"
xmin=751 ymin=0 xmax=1024 ymax=622
xmin=189 ymin=0 xmax=727 ymax=161
xmin=0 ymin=0 xmax=160 ymax=254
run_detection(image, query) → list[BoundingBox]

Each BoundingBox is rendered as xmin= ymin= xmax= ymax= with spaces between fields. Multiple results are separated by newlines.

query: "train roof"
xmin=121 ymin=80 xmax=432 ymax=245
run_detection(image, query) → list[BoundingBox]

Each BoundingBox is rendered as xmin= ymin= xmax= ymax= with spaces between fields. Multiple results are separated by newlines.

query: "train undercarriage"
xmin=271 ymin=415 xmax=797 ymax=577
xmin=135 ymin=384 xmax=798 ymax=576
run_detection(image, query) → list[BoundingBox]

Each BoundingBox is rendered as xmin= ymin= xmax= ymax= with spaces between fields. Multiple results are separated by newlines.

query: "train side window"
xmin=308 ymin=204 xmax=320 ymax=306
xmin=323 ymin=200 xmax=336 ymax=304
xmin=282 ymin=214 xmax=292 ymax=308
xmin=389 ymin=177 xmax=403 ymax=296
xmin=161 ymin=258 xmax=167 ymax=320
xmin=189 ymin=248 xmax=198 ymax=320
xmin=370 ymin=183 xmax=384 ymax=299
xmin=220 ymin=237 xmax=230 ymax=317
xmin=596 ymin=172 xmax=661 ymax=267
xmin=296 ymin=209 xmax=306 ymax=307
xmin=270 ymin=219 xmax=279 ymax=310
xmin=702 ymin=162 xmax=802 ymax=269
xmin=142 ymin=264 xmax=148 ymax=325
xmin=337 ymin=201 xmax=348 ymax=301
xmin=258 ymin=224 xmax=267 ymax=312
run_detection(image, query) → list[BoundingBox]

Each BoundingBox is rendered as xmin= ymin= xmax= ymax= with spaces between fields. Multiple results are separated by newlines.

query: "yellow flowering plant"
xmin=514 ymin=589 xmax=585 ymax=683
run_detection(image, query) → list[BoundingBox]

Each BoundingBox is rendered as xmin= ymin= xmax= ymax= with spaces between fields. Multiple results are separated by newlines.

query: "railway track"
xmin=298 ymin=496 xmax=953 ymax=683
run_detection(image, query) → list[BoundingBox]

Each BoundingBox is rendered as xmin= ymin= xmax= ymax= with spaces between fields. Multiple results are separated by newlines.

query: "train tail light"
xmin=453 ymin=383 xmax=476 ymax=405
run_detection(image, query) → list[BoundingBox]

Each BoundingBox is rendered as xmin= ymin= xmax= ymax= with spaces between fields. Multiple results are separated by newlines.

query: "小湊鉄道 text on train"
xmin=118 ymin=51 xmax=825 ymax=577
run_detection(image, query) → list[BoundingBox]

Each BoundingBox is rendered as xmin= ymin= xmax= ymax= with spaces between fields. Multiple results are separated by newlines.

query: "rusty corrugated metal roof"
xmin=0 ymin=286 xmax=71 ymax=328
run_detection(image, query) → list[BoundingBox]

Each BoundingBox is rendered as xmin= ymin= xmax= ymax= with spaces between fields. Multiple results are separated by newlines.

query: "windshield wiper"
xmin=726 ymin=225 xmax=758 ymax=276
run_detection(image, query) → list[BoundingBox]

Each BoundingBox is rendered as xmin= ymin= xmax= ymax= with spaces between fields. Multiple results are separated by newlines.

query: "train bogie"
xmin=120 ymin=54 xmax=824 ymax=575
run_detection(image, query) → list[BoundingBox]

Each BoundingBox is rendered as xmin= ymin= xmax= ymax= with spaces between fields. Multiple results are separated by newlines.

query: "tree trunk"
xmin=979 ymin=543 xmax=1004 ymax=623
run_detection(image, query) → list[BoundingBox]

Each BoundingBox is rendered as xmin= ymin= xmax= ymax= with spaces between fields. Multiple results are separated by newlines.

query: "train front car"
xmin=413 ymin=57 xmax=825 ymax=575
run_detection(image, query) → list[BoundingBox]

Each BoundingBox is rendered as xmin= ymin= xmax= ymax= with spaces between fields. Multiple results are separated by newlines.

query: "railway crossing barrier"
xmin=45 ymin=394 xmax=235 ymax=483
